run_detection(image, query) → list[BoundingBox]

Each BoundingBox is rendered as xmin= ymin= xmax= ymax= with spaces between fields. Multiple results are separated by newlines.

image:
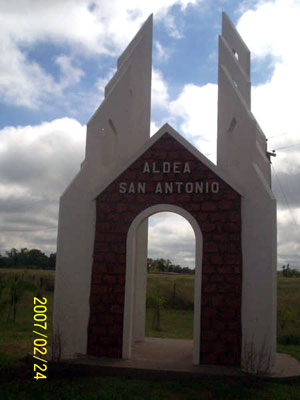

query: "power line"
xmin=275 ymin=143 xmax=300 ymax=151
xmin=266 ymin=132 xmax=300 ymax=151
xmin=267 ymin=133 xmax=288 ymax=140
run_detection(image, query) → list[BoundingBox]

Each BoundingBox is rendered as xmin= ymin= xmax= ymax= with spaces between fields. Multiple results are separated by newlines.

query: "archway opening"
xmin=123 ymin=204 xmax=203 ymax=365
xmin=146 ymin=212 xmax=195 ymax=341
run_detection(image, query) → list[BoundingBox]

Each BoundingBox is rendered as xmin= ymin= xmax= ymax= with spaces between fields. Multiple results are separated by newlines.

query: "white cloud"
xmin=151 ymin=71 xmax=218 ymax=162
xmin=154 ymin=41 xmax=171 ymax=63
xmin=162 ymin=14 xmax=183 ymax=38
xmin=55 ymin=55 xmax=85 ymax=89
xmin=150 ymin=121 xmax=160 ymax=136
xmin=0 ymin=39 xmax=57 ymax=108
xmin=151 ymin=68 xmax=170 ymax=110
xmin=95 ymin=67 xmax=117 ymax=98
xmin=0 ymin=118 xmax=85 ymax=252
xmin=277 ymin=207 xmax=300 ymax=268
xmin=0 ymin=0 xmax=202 ymax=109
xmin=237 ymin=0 xmax=300 ymax=61
xmin=169 ymin=83 xmax=218 ymax=161
xmin=148 ymin=212 xmax=195 ymax=268
xmin=151 ymin=71 xmax=218 ymax=163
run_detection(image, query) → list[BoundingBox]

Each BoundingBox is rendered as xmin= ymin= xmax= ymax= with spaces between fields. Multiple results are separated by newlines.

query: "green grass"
xmin=0 ymin=291 xmax=54 ymax=366
xmin=0 ymin=269 xmax=54 ymax=365
xmin=0 ymin=269 xmax=55 ymax=291
xmin=277 ymin=276 xmax=300 ymax=347
xmin=0 ymin=270 xmax=300 ymax=398
xmin=0 ymin=270 xmax=300 ymax=362
xmin=146 ymin=273 xmax=194 ymax=310
xmin=145 ymin=275 xmax=300 ymax=361
xmin=0 ymin=375 xmax=300 ymax=400
xmin=145 ymin=274 xmax=300 ymax=361
xmin=146 ymin=308 xmax=194 ymax=339
xmin=277 ymin=344 xmax=300 ymax=361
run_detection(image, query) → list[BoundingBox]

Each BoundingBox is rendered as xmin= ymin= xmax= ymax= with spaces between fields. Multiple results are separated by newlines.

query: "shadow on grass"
xmin=1 ymin=371 xmax=300 ymax=400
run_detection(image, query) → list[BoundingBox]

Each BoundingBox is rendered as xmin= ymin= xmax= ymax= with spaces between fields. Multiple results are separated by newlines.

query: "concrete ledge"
xmin=45 ymin=339 xmax=300 ymax=380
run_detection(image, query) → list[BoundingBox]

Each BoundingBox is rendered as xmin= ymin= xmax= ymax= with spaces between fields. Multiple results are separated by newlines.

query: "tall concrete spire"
xmin=217 ymin=13 xmax=277 ymax=373
xmin=217 ymin=12 xmax=270 ymax=187
xmin=53 ymin=16 xmax=153 ymax=358
xmin=85 ymin=14 xmax=153 ymax=173
xmin=219 ymin=12 xmax=251 ymax=107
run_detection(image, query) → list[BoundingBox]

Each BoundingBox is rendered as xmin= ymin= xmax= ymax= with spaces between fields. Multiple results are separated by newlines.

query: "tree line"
xmin=1 ymin=249 xmax=298 ymax=276
xmin=147 ymin=258 xmax=194 ymax=274
xmin=0 ymin=248 xmax=56 ymax=270
xmin=281 ymin=264 xmax=300 ymax=278
xmin=0 ymin=250 xmax=193 ymax=273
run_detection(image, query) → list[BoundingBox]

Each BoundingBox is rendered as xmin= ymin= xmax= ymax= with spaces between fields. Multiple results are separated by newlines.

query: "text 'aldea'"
xmin=119 ymin=162 xmax=220 ymax=194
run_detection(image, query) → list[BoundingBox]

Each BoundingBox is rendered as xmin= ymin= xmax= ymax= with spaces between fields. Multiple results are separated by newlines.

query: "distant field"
xmin=0 ymin=269 xmax=299 ymax=364
xmin=147 ymin=273 xmax=194 ymax=310
xmin=0 ymin=269 xmax=54 ymax=365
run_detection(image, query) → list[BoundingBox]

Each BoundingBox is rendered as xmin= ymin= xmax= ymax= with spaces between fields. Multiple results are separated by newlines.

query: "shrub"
xmin=278 ymin=334 xmax=300 ymax=345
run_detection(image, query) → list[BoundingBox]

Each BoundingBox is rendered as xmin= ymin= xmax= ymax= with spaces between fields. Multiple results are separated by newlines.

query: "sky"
xmin=0 ymin=0 xmax=299 ymax=269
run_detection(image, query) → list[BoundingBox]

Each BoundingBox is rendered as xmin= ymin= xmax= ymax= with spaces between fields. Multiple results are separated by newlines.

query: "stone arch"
xmin=87 ymin=132 xmax=242 ymax=366
xmin=122 ymin=204 xmax=203 ymax=364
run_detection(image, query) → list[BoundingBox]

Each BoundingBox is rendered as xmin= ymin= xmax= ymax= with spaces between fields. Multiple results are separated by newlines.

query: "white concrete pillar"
xmin=217 ymin=12 xmax=277 ymax=373
xmin=53 ymin=15 xmax=153 ymax=359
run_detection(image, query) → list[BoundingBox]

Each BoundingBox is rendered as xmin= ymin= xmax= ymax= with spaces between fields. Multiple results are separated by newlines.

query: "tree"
xmin=6 ymin=248 xmax=19 ymax=266
xmin=147 ymin=258 xmax=153 ymax=273
xmin=27 ymin=249 xmax=49 ymax=269
xmin=0 ymin=248 xmax=57 ymax=270
xmin=146 ymin=257 xmax=194 ymax=274
xmin=19 ymin=248 xmax=29 ymax=266
xmin=282 ymin=264 xmax=300 ymax=278
xmin=0 ymin=253 xmax=14 ymax=268
xmin=49 ymin=253 xmax=56 ymax=270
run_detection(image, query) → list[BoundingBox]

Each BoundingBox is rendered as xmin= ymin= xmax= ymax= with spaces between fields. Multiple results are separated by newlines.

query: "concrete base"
xmin=274 ymin=352 xmax=300 ymax=378
xmin=61 ymin=338 xmax=300 ymax=379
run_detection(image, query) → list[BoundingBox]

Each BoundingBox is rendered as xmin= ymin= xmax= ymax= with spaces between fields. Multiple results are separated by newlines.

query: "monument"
xmin=53 ymin=13 xmax=277 ymax=373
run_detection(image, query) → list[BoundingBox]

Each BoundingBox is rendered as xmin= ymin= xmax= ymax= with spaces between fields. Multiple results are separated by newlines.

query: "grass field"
xmin=0 ymin=270 xmax=300 ymax=361
xmin=277 ymin=276 xmax=300 ymax=345
xmin=146 ymin=273 xmax=300 ymax=352
xmin=146 ymin=308 xmax=194 ymax=339
xmin=0 ymin=269 xmax=300 ymax=399
xmin=1 ymin=374 xmax=300 ymax=400
xmin=0 ymin=269 xmax=54 ymax=366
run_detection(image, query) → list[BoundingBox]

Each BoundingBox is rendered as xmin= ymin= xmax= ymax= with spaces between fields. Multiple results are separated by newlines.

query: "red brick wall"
xmin=87 ymin=132 xmax=242 ymax=366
